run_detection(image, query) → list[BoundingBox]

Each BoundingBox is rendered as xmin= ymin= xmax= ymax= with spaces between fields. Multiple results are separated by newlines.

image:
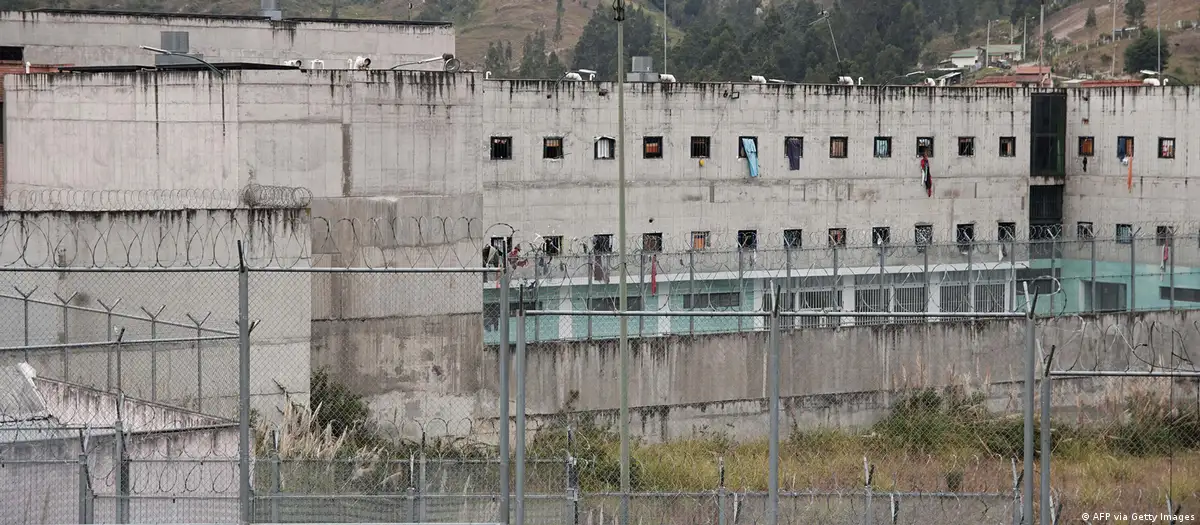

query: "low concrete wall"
xmin=462 ymin=310 xmax=1199 ymax=442
xmin=1 ymin=376 xmax=239 ymax=525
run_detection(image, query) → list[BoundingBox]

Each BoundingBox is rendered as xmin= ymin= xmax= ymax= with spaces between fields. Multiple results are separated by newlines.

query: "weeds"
xmin=258 ymin=372 xmax=1200 ymax=509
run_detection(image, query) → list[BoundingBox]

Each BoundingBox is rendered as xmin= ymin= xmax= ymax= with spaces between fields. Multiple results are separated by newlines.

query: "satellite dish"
xmin=444 ymin=58 xmax=462 ymax=72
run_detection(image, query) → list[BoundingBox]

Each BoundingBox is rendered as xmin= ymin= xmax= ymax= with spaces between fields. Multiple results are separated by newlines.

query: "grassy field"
xmin=525 ymin=388 xmax=1200 ymax=513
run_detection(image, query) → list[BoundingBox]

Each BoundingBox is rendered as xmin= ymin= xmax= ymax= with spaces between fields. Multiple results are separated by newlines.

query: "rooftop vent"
xmin=261 ymin=0 xmax=282 ymax=20
xmin=627 ymin=56 xmax=658 ymax=82
xmin=155 ymin=31 xmax=206 ymax=67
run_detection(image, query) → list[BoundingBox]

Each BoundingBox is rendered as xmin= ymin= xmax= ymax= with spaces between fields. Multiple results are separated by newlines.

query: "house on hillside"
xmin=947 ymin=48 xmax=983 ymax=69
xmin=973 ymin=65 xmax=1052 ymax=87
xmin=945 ymin=44 xmax=1024 ymax=70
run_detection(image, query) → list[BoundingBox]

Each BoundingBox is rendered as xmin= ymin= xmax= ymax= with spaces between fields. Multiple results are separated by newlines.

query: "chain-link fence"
xmin=5 ymin=214 xmax=1200 ymax=524
xmin=508 ymin=300 xmax=1028 ymax=525
xmin=1040 ymin=316 xmax=1200 ymax=524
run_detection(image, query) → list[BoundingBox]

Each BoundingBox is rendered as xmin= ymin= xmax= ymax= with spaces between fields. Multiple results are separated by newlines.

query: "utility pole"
xmin=1156 ymin=0 xmax=1162 ymax=76
xmin=1023 ymin=17 xmax=1028 ymax=62
xmin=1111 ymin=0 xmax=1118 ymax=76
xmin=1039 ymin=1 xmax=1046 ymax=86
xmin=613 ymin=3 xmax=631 ymax=525
xmin=663 ymin=0 xmax=668 ymax=74
xmin=986 ymin=21 xmax=992 ymax=68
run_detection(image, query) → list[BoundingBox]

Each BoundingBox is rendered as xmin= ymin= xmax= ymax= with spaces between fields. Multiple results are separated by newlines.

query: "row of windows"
xmin=491 ymin=221 xmax=1190 ymax=259
xmin=489 ymin=134 xmax=1020 ymax=162
xmin=494 ymin=134 xmax=1189 ymax=162
xmin=1078 ymin=136 xmax=1179 ymax=159
xmin=490 ymin=223 xmax=1015 ymax=257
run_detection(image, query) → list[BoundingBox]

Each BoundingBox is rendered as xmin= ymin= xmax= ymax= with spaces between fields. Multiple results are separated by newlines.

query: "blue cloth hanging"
xmin=742 ymin=137 xmax=760 ymax=178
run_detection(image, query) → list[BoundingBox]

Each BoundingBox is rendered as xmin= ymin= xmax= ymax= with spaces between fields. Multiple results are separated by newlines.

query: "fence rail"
xmin=2 ymin=253 xmax=1198 ymax=524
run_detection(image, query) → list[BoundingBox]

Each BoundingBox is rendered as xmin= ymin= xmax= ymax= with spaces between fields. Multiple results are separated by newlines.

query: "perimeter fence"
xmin=1 ymin=212 xmax=1199 ymax=524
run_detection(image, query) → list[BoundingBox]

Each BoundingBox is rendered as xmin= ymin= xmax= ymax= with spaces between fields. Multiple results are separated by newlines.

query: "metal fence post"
xmin=99 ymin=298 xmax=120 ymax=391
xmin=1009 ymin=241 xmax=1017 ymax=313
xmin=1168 ymin=234 xmax=1175 ymax=311
xmin=688 ymin=250 xmax=695 ymax=336
xmin=767 ymin=282 xmax=780 ymax=525
xmin=1022 ymin=313 xmax=1036 ymax=524
xmin=863 ymin=457 xmax=874 ymax=525
xmin=533 ymin=257 xmax=541 ymax=341
xmin=967 ymin=242 xmax=975 ymax=314
xmin=187 ymin=313 xmax=211 ymax=413
xmin=784 ymin=246 xmax=794 ymax=329
xmin=515 ymin=296 xmax=528 ymax=525
xmin=923 ymin=247 xmax=931 ymax=318
xmin=54 ymin=292 xmax=77 ymax=378
xmin=1048 ymin=239 xmax=1056 ymax=314
xmin=587 ymin=257 xmax=594 ymax=340
xmin=115 ymin=416 xmax=129 ymax=524
xmin=1089 ymin=238 xmax=1097 ymax=314
xmin=833 ymin=248 xmax=842 ymax=326
xmin=878 ymin=243 xmax=887 ymax=323
xmin=140 ymin=305 xmax=165 ymax=401
xmin=566 ymin=425 xmax=579 ymax=525
xmin=407 ymin=454 xmax=418 ymax=521
xmin=78 ymin=450 xmax=92 ymax=524
xmin=737 ymin=250 xmax=745 ymax=332
xmin=418 ymin=450 xmax=428 ymax=522
xmin=270 ymin=429 xmax=281 ymax=523
xmin=1011 ymin=459 xmax=1021 ymax=525
xmin=717 ymin=458 xmax=727 ymax=525
xmin=1129 ymin=233 xmax=1137 ymax=312
xmin=638 ymin=253 xmax=646 ymax=337
xmin=1039 ymin=373 xmax=1052 ymax=525
xmin=237 ymin=241 xmax=252 ymax=525
xmin=15 ymin=286 xmax=36 ymax=357
xmin=498 ymin=269 xmax=512 ymax=524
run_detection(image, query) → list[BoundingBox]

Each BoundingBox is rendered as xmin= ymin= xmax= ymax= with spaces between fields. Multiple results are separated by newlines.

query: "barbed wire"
xmin=2 ymin=213 xmax=1198 ymax=269
xmin=7 ymin=186 xmax=315 ymax=211
xmin=1041 ymin=315 xmax=1200 ymax=374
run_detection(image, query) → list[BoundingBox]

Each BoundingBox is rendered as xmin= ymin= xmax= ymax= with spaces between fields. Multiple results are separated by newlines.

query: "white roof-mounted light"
xmin=389 ymin=53 xmax=462 ymax=72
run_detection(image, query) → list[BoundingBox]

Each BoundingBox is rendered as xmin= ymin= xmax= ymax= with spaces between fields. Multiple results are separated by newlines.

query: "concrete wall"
xmin=1 ymin=374 xmax=239 ymax=524
xmin=0 ymin=209 xmax=311 ymax=420
xmin=0 ymin=9 xmax=454 ymax=71
xmin=2 ymin=426 xmax=240 ymax=524
xmin=2 ymin=71 xmax=1044 ymax=245
xmin=479 ymin=82 xmax=1033 ymax=248
xmin=2 ymin=70 xmax=484 ymax=214
xmin=1062 ymin=87 xmax=1200 ymax=234
xmin=9 ymin=69 xmax=1199 ymax=249
xmin=395 ymin=310 xmax=1199 ymax=443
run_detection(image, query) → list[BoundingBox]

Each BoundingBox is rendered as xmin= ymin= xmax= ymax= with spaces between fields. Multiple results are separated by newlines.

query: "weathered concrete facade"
xmin=3 ymin=70 xmax=1198 ymax=434
xmin=0 ymin=209 xmax=312 ymax=420
xmin=1062 ymin=87 xmax=1199 ymax=228
xmin=0 ymin=9 xmax=454 ymax=71
xmin=4 ymin=70 xmax=1196 ymax=246
xmin=469 ymin=310 xmax=1194 ymax=443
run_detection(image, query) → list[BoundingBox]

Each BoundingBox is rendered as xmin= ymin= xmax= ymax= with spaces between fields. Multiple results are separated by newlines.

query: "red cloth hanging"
xmin=920 ymin=155 xmax=933 ymax=197
xmin=650 ymin=255 xmax=658 ymax=295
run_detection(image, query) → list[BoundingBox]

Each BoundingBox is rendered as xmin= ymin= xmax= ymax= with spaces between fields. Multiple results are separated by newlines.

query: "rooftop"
xmin=10 ymin=7 xmax=452 ymax=27
xmin=57 ymin=61 xmax=301 ymax=73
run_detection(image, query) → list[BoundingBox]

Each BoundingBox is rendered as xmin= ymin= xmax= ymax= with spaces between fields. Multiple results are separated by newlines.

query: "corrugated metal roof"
xmin=0 ymin=364 xmax=78 ymax=444
xmin=0 ymin=364 xmax=48 ymax=422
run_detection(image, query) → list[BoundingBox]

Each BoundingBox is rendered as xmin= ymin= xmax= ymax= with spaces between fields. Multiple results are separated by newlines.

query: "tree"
xmin=1124 ymin=0 xmax=1146 ymax=27
xmin=1085 ymin=8 xmax=1097 ymax=28
xmin=484 ymin=41 xmax=514 ymax=76
xmin=1123 ymin=29 xmax=1170 ymax=74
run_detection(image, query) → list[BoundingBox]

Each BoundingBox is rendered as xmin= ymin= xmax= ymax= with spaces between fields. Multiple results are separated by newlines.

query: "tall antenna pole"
xmin=1111 ymin=0 xmax=1117 ymax=76
xmin=1156 ymin=0 xmax=1162 ymax=75
xmin=1039 ymin=1 xmax=1046 ymax=86
xmin=663 ymin=0 xmax=668 ymax=74
xmin=613 ymin=2 xmax=631 ymax=525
